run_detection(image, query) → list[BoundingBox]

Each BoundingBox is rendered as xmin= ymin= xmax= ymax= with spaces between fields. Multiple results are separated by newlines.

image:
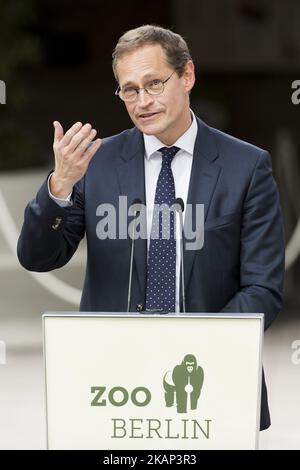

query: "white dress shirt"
xmin=49 ymin=110 xmax=198 ymax=312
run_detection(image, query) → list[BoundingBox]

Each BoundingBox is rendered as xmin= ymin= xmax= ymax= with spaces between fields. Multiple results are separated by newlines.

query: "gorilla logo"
xmin=163 ymin=354 xmax=204 ymax=413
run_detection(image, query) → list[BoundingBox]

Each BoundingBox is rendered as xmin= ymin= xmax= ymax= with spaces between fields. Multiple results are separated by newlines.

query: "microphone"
xmin=175 ymin=197 xmax=186 ymax=313
xmin=127 ymin=198 xmax=142 ymax=312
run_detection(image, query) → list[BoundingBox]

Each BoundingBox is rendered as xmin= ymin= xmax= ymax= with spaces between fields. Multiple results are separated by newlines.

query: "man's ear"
xmin=183 ymin=60 xmax=195 ymax=93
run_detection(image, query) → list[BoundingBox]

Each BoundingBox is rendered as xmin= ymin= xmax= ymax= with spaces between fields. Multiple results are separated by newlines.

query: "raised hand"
xmin=50 ymin=121 xmax=102 ymax=198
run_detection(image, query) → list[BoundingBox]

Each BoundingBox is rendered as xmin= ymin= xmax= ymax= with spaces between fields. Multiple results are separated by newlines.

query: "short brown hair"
xmin=112 ymin=24 xmax=192 ymax=81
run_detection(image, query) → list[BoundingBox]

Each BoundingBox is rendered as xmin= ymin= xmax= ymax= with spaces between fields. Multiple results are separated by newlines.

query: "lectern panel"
xmin=43 ymin=313 xmax=263 ymax=449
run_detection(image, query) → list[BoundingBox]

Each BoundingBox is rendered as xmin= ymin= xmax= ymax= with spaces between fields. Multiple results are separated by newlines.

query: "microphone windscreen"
xmin=175 ymin=197 xmax=184 ymax=212
xmin=131 ymin=198 xmax=142 ymax=215
xmin=132 ymin=198 xmax=142 ymax=205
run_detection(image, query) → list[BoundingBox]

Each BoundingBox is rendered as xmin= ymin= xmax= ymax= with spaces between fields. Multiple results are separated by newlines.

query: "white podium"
xmin=43 ymin=312 xmax=263 ymax=450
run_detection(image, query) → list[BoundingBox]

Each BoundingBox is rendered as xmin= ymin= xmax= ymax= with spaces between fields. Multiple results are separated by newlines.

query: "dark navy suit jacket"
xmin=17 ymin=117 xmax=285 ymax=430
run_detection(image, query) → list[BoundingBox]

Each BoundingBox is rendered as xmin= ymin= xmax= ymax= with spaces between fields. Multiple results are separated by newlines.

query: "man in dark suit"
xmin=17 ymin=25 xmax=285 ymax=430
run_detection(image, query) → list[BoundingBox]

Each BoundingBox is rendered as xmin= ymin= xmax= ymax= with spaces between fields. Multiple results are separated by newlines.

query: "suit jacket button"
xmin=52 ymin=217 xmax=62 ymax=230
xmin=136 ymin=303 xmax=144 ymax=312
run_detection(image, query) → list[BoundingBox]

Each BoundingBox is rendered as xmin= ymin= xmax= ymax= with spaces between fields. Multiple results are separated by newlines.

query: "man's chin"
xmin=136 ymin=122 xmax=164 ymax=136
xmin=142 ymin=128 xmax=158 ymax=136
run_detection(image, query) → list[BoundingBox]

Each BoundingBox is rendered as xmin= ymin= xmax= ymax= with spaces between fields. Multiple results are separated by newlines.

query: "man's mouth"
xmin=139 ymin=112 xmax=161 ymax=120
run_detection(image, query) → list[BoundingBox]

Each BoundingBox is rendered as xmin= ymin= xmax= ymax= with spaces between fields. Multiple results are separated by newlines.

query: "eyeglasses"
xmin=115 ymin=71 xmax=175 ymax=103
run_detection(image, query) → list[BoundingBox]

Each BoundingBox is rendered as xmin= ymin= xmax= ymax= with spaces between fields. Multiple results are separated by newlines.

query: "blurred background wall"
xmin=0 ymin=0 xmax=299 ymax=449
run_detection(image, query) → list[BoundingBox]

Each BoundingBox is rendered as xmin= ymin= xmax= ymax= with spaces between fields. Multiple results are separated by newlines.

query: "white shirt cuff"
xmin=48 ymin=173 xmax=73 ymax=207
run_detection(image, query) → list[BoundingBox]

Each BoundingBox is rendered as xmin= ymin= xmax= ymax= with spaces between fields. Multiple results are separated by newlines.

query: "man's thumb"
xmin=53 ymin=121 xmax=64 ymax=142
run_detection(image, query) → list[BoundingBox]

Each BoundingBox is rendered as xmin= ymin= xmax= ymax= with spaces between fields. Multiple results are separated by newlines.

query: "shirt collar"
xmin=143 ymin=110 xmax=197 ymax=160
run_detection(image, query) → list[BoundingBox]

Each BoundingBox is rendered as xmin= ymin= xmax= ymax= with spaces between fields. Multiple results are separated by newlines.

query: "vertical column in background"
xmin=0 ymin=340 xmax=6 ymax=364
xmin=0 ymin=80 xmax=6 ymax=104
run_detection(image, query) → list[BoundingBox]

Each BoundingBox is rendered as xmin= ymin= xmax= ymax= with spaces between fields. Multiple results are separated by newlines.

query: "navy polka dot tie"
xmin=145 ymin=146 xmax=180 ymax=312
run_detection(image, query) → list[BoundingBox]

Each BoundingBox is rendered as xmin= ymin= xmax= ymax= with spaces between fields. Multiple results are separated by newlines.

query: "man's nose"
xmin=137 ymin=89 xmax=154 ymax=106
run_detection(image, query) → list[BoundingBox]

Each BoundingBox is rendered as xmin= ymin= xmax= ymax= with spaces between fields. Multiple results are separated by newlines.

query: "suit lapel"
xmin=116 ymin=128 xmax=147 ymax=299
xmin=183 ymin=118 xmax=221 ymax=294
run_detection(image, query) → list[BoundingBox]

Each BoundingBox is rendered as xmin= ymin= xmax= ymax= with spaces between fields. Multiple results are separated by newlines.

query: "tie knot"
xmin=159 ymin=146 xmax=180 ymax=166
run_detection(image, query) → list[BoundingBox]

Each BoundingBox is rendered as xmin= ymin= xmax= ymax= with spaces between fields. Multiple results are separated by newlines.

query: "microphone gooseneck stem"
xmin=127 ymin=216 xmax=137 ymax=313
xmin=178 ymin=208 xmax=186 ymax=313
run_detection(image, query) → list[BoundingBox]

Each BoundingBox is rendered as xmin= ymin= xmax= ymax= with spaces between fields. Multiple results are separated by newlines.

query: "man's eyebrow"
xmin=121 ymin=73 xmax=160 ymax=89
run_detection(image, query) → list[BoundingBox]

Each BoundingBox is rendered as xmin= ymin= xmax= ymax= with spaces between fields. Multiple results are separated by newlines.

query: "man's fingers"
xmin=60 ymin=121 xmax=83 ymax=147
xmin=72 ymin=129 xmax=97 ymax=157
xmin=82 ymin=138 xmax=102 ymax=162
xmin=53 ymin=121 xmax=64 ymax=143
xmin=66 ymin=123 xmax=93 ymax=154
